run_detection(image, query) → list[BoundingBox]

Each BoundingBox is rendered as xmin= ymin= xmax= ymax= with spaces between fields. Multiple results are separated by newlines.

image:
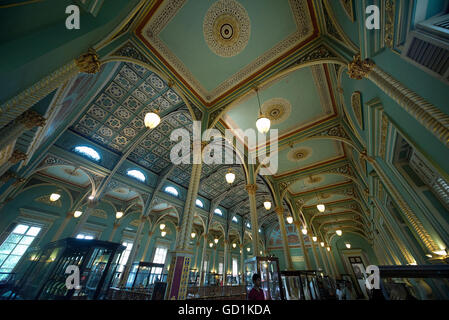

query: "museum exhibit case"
xmin=10 ymin=238 xmax=125 ymax=300
xmin=124 ymin=261 xmax=166 ymax=290
xmin=378 ymin=265 xmax=449 ymax=300
xmin=204 ymin=272 xmax=223 ymax=286
xmin=280 ymin=270 xmax=328 ymax=300
xmin=244 ymin=256 xmax=284 ymax=300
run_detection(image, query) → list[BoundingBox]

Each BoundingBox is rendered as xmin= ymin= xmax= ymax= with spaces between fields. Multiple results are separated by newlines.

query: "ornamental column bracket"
xmin=348 ymin=54 xmax=449 ymax=147
xmin=245 ymin=184 xmax=258 ymax=194
xmin=75 ymin=48 xmax=101 ymax=74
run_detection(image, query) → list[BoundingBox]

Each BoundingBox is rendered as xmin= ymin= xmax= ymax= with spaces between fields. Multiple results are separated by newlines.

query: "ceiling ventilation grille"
xmin=402 ymin=30 xmax=449 ymax=84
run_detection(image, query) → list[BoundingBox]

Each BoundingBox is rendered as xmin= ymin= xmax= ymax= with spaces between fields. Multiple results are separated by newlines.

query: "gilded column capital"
xmin=0 ymin=171 xmax=16 ymax=183
xmin=245 ymin=184 xmax=257 ymax=195
xmin=12 ymin=177 xmax=25 ymax=187
xmin=9 ymin=150 xmax=27 ymax=164
xmin=140 ymin=216 xmax=147 ymax=222
xmin=347 ymin=54 xmax=375 ymax=80
xmin=239 ymin=243 xmax=244 ymax=249
xmin=17 ymin=110 xmax=46 ymax=129
xmin=293 ymin=220 xmax=301 ymax=228
xmin=274 ymin=206 xmax=284 ymax=216
xmin=113 ymin=223 xmax=119 ymax=229
xmin=75 ymin=48 xmax=100 ymax=74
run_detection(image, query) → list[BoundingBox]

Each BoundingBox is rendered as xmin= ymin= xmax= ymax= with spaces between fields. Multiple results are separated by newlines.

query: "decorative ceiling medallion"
xmin=287 ymin=147 xmax=312 ymax=162
xmin=261 ymin=98 xmax=292 ymax=125
xmin=203 ymin=0 xmax=250 ymax=57
xmin=304 ymin=175 xmax=323 ymax=185
xmin=63 ymin=168 xmax=81 ymax=177
xmin=351 ymin=91 xmax=363 ymax=129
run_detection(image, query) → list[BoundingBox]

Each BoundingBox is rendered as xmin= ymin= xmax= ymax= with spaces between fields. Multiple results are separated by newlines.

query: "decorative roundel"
xmin=287 ymin=147 xmax=312 ymax=162
xmin=261 ymin=98 xmax=292 ymax=125
xmin=64 ymin=168 xmax=81 ymax=177
xmin=203 ymin=0 xmax=250 ymax=57
xmin=304 ymin=175 xmax=323 ymax=186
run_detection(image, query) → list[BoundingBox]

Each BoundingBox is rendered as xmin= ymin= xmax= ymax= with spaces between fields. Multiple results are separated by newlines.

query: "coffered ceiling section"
xmin=136 ymin=0 xmax=317 ymax=106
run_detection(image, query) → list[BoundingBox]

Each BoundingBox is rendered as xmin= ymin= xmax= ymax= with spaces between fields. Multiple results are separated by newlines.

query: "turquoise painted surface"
xmin=159 ymin=0 xmax=296 ymax=91
xmin=227 ymin=67 xmax=324 ymax=137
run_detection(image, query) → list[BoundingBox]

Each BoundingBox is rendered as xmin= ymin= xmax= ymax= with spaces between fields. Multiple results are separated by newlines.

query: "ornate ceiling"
xmin=135 ymin=0 xmax=318 ymax=106
xmin=11 ymin=0 xmax=371 ymax=239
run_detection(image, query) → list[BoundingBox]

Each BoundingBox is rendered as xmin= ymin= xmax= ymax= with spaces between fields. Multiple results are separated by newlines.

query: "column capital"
xmin=140 ymin=216 xmax=147 ymax=222
xmin=9 ymin=150 xmax=27 ymax=164
xmin=148 ymin=231 xmax=154 ymax=236
xmin=239 ymin=243 xmax=244 ymax=249
xmin=12 ymin=177 xmax=25 ymax=187
xmin=113 ymin=223 xmax=119 ymax=229
xmin=245 ymin=184 xmax=257 ymax=195
xmin=347 ymin=54 xmax=375 ymax=80
xmin=17 ymin=110 xmax=46 ymax=129
xmin=274 ymin=206 xmax=284 ymax=216
xmin=75 ymin=48 xmax=101 ymax=74
xmin=0 ymin=171 xmax=16 ymax=183
xmin=293 ymin=220 xmax=301 ymax=228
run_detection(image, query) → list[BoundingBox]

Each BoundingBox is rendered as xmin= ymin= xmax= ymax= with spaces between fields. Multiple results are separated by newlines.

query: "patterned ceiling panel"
xmin=71 ymin=62 xmax=183 ymax=155
xmin=128 ymin=112 xmax=192 ymax=174
xmin=199 ymin=164 xmax=246 ymax=202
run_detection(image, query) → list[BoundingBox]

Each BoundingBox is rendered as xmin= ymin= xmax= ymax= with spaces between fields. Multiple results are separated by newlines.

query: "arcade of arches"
xmin=0 ymin=0 xmax=449 ymax=300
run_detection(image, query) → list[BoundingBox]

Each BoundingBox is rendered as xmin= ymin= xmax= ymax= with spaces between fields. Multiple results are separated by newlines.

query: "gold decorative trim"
xmin=140 ymin=0 xmax=314 ymax=103
xmin=351 ymin=91 xmax=363 ymax=129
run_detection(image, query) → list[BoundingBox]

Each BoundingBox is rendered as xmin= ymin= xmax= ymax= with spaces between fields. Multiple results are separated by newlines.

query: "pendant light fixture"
xmin=191 ymin=232 xmax=196 ymax=239
xmin=336 ymin=229 xmax=342 ymax=236
xmin=232 ymin=243 xmax=237 ymax=249
xmin=225 ymin=168 xmax=236 ymax=184
xmin=74 ymin=211 xmax=83 ymax=218
xmin=301 ymin=226 xmax=308 ymax=235
xmin=326 ymin=246 xmax=331 ymax=252
xmin=320 ymin=242 xmax=325 ymax=247
xmin=315 ymin=191 xmax=325 ymax=213
xmin=312 ymin=236 xmax=318 ymax=242
xmin=209 ymin=242 xmax=214 ymax=248
xmin=254 ymin=87 xmax=270 ymax=134
xmin=263 ymin=199 xmax=272 ymax=210
xmin=49 ymin=192 xmax=61 ymax=202
xmin=160 ymin=223 xmax=166 ymax=230
xmin=286 ymin=216 xmax=293 ymax=224
xmin=214 ymin=238 xmax=219 ymax=244
xmin=144 ymin=106 xmax=161 ymax=129
xmin=116 ymin=211 xmax=124 ymax=219
xmin=345 ymin=243 xmax=351 ymax=249
xmin=161 ymin=230 xmax=166 ymax=237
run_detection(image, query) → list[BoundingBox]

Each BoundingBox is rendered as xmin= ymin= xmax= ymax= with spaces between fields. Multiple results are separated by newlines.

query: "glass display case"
xmin=244 ymin=256 xmax=284 ymax=300
xmin=125 ymin=262 xmax=165 ymax=290
xmin=378 ymin=265 xmax=449 ymax=300
xmin=204 ymin=272 xmax=222 ymax=286
xmin=11 ymin=238 xmax=124 ymax=300
xmin=188 ymin=269 xmax=199 ymax=286
xmin=281 ymin=270 xmax=326 ymax=300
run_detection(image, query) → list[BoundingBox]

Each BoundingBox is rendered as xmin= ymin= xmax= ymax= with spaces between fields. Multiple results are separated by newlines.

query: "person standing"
xmin=248 ymin=273 xmax=265 ymax=300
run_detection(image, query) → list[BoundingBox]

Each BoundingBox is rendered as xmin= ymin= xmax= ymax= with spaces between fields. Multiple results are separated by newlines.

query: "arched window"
xmin=127 ymin=169 xmax=146 ymax=182
xmin=214 ymin=208 xmax=222 ymax=216
xmin=74 ymin=146 xmax=101 ymax=161
xmin=195 ymin=199 xmax=204 ymax=208
xmin=164 ymin=186 xmax=179 ymax=197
